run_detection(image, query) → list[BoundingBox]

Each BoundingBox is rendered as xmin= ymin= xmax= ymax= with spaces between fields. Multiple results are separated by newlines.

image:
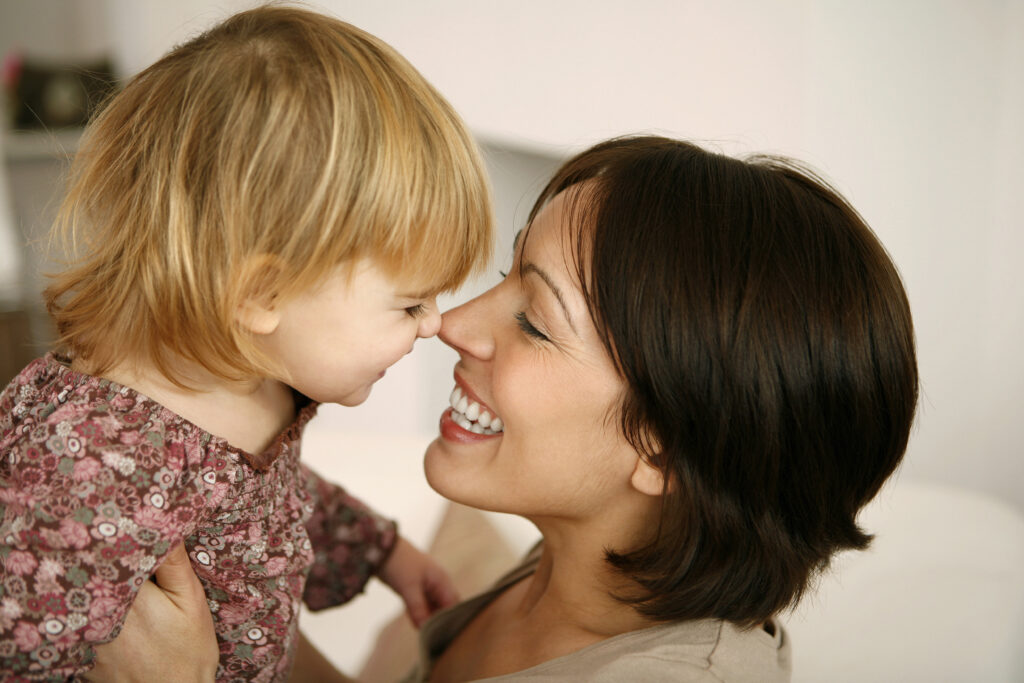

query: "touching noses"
xmin=416 ymin=298 xmax=443 ymax=339
xmin=438 ymin=290 xmax=495 ymax=360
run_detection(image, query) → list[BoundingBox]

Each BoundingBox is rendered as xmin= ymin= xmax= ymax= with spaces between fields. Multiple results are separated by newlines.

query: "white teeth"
xmin=449 ymin=387 xmax=463 ymax=410
xmin=447 ymin=385 xmax=503 ymax=434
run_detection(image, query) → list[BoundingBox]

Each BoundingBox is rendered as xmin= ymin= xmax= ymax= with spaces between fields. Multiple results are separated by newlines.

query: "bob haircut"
xmin=522 ymin=136 xmax=917 ymax=627
xmin=45 ymin=4 xmax=492 ymax=384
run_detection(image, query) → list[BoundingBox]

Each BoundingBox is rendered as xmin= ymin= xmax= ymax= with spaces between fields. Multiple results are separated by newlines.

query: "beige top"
xmin=402 ymin=546 xmax=792 ymax=682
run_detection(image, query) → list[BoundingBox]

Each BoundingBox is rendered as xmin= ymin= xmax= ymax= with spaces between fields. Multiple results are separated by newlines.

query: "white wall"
xmin=2 ymin=0 xmax=1021 ymax=512
xmin=0 ymin=0 xmax=109 ymax=63
xmin=311 ymin=0 xmax=1024 ymax=514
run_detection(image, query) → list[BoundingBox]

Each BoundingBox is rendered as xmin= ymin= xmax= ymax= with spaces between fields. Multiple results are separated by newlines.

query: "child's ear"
xmin=236 ymin=299 xmax=280 ymax=336
xmin=234 ymin=256 xmax=284 ymax=336
xmin=630 ymin=454 xmax=668 ymax=497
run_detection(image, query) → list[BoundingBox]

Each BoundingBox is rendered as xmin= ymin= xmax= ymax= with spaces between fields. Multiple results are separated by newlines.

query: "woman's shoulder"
xmin=487 ymin=618 xmax=790 ymax=683
xmin=588 ymin=618 xmax=791 ymax=683
xmin=705 ymin=619 xmax=791 ymax=682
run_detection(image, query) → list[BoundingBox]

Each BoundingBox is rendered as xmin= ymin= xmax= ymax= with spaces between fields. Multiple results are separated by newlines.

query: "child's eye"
xmin=514 ymin=312 xmax=548 ymax=341
xmin=405 ymin=304 xmax=426 ymax=318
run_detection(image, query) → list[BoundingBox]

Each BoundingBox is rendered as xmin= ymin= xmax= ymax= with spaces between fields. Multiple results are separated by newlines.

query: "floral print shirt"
xmin=0 ymin=355 xmax=398 ymax=681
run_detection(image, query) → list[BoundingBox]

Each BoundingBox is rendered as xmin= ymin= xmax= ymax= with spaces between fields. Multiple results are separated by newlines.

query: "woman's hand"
xmin=86 ymin=543 xmax=218 ymax=682
xmin=377 ymin=536 xmax=459 ymax=627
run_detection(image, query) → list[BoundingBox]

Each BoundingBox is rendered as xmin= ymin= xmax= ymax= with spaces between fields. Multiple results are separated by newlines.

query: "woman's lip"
xmin=452 ymin=372 xmax=497 ymax=418
xmin=439 ymin=408 xmax=502 ymax=443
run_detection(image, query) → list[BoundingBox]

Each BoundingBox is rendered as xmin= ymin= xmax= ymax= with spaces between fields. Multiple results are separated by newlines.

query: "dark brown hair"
xmin=524 ymin=136 xmax=917 ymax=627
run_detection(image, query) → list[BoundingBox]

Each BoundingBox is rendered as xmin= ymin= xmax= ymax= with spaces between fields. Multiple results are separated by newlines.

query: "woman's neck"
xmin=515 ymin=523 xmax=660 ymax=639
xmin=72 ymin=355 xmax=296 ymax=455
xmin=430 ymin=495 xmax=665 ymax=683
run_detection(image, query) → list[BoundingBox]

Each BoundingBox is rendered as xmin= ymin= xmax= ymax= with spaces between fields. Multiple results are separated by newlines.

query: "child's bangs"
xmin=379 ymin=175 xmax=492 ymax=294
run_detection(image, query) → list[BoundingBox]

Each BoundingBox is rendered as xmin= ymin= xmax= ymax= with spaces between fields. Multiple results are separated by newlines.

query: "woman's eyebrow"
xmin=521 ymin=262 xmax=577 ymax=335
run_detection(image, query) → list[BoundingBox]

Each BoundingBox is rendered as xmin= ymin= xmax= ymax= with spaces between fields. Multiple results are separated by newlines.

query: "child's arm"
xmin=376 ymin=536 xmax=459 ymax=627
xmin=85 ymin=543 xmax=218 ymax=682
xmin=298 ymin=464 xmax=458 ymax=625
xmin=0 ymin=422 xmax=219 ymax=678
xmin=299 ymin=463 xmax=400 ymax=610
xmin=86 ymin=557 xmax=356 ymax=683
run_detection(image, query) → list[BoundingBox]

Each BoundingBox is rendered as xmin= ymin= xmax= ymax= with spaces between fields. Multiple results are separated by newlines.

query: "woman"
xmin=93 ymin=136 xmax=917 ymax=681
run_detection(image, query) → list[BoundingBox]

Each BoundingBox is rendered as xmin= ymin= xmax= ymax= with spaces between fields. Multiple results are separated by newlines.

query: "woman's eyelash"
xmin=514 ymin=312 xmax=548 ymax=341
xmin=405 ymin=304 xmax=426 ymax=317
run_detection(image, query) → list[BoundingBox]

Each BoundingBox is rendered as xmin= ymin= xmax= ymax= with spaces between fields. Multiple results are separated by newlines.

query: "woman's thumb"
xmin=154 ymin=543 xmax=202 ymax=597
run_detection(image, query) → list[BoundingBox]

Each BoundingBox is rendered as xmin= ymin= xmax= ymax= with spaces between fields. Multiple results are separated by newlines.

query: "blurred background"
xmin=1 ymin=0 xmax=1020 ymax=512
xmin=1 ymin=1 xmax=1022 ymax=678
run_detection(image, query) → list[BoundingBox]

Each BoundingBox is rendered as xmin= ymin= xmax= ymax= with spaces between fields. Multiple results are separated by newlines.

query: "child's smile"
xmin=254 ymin=257 xmax=441 ymax=407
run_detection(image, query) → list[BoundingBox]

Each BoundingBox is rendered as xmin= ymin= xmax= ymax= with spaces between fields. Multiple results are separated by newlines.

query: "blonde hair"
xmin=45 ymin=4 xmax=492 ymax=384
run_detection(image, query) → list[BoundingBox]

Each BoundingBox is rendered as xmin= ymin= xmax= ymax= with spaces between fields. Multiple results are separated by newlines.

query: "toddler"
xmin=0 ymin=6 xmax=492 ymax=681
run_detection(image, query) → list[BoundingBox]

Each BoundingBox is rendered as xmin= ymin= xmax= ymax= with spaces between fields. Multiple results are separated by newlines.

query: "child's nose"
xmin=416 ymin=299 xmax=442 ymax=339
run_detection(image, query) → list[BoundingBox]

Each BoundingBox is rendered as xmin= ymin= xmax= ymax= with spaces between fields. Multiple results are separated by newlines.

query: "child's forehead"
xmin=361 ymin=257 xmax=446 ymax=298
xmin=392 ymin=279 xmax=443 ymax=300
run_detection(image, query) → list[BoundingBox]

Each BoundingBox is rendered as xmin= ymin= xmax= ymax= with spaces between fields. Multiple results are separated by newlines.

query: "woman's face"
xmin=424 ymin=190 xmax=644 ymax=523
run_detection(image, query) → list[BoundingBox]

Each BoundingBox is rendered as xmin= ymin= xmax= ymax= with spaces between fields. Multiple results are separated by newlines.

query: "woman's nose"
xmin=416 ymin=298 xmax=442 ymax=339
xmin=438 ymin=291 xmax=495 ymax=360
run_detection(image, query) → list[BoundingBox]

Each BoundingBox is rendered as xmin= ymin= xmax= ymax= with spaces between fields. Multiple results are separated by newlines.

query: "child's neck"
xmin=75 ymin=356 xmax=297 ymax=456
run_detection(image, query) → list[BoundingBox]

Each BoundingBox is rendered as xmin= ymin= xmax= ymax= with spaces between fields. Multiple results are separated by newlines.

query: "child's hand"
xmin=377 ymin=536 xmax=459 ymax=627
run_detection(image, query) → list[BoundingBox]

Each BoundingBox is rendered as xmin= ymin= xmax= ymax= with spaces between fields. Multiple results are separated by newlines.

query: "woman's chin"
xmin=424 ymin=436 xmax=494 ymax=509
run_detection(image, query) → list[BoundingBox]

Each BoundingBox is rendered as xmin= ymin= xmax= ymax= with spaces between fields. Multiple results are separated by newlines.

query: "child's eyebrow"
xmin=398 ymin=288 xmax=436 ymax=300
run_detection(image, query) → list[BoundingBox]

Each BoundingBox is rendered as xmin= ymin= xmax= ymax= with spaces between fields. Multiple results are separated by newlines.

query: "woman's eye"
xmin=405 ymin=304 xmax=426 ymax=318
xmin=514 ymin=312 xmax=548 ymax=341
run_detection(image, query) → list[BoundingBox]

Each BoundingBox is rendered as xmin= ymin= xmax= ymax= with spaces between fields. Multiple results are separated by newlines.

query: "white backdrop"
xmin=2 ymin=0 xmax=1022 ymax=512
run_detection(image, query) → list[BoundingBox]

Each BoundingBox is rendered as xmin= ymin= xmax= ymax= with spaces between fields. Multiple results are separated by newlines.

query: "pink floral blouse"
xmin=0 ymin=355 xmax=397 ymax=681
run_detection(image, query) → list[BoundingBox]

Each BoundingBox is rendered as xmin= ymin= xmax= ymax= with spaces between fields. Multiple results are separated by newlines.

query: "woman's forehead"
xmin=520 ymin=189 xmax=598 ymax=271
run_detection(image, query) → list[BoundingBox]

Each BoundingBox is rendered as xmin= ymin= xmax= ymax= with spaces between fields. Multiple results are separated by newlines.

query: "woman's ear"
xmin=233 ymin=255 xmax=284 ymax=336
xmin=630 ymin=454 xmax=667 ymax=497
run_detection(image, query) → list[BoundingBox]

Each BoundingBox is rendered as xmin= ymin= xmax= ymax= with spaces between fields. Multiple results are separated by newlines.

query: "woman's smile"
xmin=425 ymin=189 xmax=638 ymax=522
xmin=439 ymin=375 xmax=504 ymax=443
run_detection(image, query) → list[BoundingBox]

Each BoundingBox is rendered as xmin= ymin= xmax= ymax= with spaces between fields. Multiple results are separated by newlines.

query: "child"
xmin=0 ymin=5 xmax=492 ymax=681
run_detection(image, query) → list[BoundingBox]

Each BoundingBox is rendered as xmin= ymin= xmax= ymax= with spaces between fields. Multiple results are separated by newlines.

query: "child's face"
xmin=259 ymin=258 xmax=442 ymax=406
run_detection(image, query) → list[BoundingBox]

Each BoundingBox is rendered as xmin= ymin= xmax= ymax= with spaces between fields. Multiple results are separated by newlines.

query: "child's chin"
xmin=336 ymin=384 xmax=374 ymax=407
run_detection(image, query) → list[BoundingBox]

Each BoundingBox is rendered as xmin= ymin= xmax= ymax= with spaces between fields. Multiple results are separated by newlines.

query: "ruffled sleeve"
xmin=300 ymin=464 xmax=397 ymax=610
